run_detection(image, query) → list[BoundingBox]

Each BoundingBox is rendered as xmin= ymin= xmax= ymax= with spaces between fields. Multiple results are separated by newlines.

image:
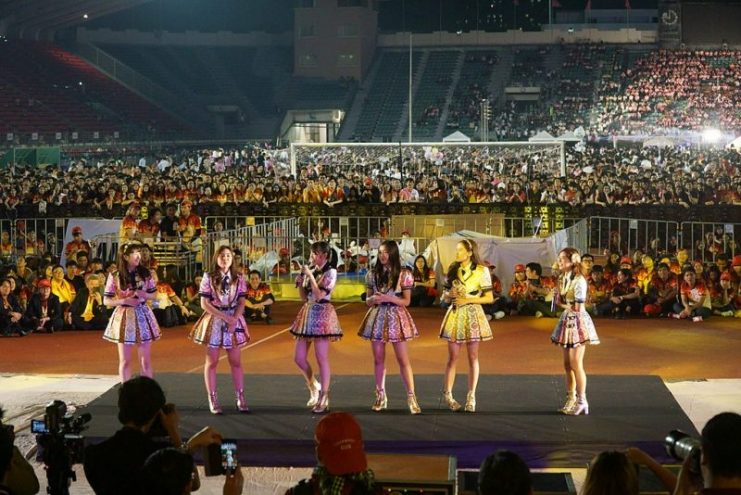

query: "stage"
xmin=80 ymin=372 xmax=696 ymax=469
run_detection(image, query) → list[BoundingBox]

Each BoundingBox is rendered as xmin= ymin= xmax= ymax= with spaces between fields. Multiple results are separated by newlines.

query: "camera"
xmin=34 ymin=400 xmax=92 ymax=495
xmin=204 ymin=440 xmax=238 ymax=476
xmin=665 ymin=429 xmax=702 ymax=474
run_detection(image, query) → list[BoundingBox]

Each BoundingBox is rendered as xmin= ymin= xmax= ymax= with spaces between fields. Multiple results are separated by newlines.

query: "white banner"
xmin=60 ymin=219 xmax=121 ymax=266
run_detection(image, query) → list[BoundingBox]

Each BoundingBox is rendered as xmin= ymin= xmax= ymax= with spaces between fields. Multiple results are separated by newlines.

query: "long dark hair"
xmin=445 ymin=239 xmax=480 ymax=288
xmin=373 ymin=240 xmax=401 ymax=290
xmin=311 ymin=241 xmax=337 ymax=270
xmin=412 ymin=255 xmax=431 ymax=281
xmin=208 ymin=245 xmax=239 ymax=292
xmin=116 ymin=243 xmax=151 ymax=288
xmin=582 ymin=451 xmax=638 ymax=495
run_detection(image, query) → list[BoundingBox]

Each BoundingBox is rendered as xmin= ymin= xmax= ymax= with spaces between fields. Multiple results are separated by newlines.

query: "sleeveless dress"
xmin=550 ymin=273 xmax=600 ymax=347
xmin=358 ymin=268 xmax=419 ymax=342
xmin=103 ymin=271 xmax=160 ymax=344
xmin=439 ymin=265 xmax=494 ymax=343
xmin=188 ymin=272 xmax=250 ymax=349
xmin=289 ymin=266 xmax=343 ymax=341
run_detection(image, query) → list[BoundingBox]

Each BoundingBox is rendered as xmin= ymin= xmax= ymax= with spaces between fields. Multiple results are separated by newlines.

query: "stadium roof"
xmin=0 ymin=0 xmax=151 ymax=39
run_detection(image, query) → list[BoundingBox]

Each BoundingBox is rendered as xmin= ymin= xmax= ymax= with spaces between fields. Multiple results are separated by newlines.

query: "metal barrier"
xmin=587 ymin=216 xmax=681 ymax=256
xmin=680 ymin=221 xmax=739 ymax=263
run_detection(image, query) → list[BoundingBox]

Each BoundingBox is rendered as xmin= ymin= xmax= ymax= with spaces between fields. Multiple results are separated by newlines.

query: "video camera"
xmin=32 ymin=400 xmax=92 ymax=495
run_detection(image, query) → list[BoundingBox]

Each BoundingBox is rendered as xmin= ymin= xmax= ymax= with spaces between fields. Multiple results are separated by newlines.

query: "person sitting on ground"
xmin=84 ymin=376 xmax=221 ymax=495
xmin=142 ymin=447 xmax=243 ymax=495
xmin=482 ymin=262 xmax=507 ymax=321
xmin=181 ymin=275 xmax=204 ymax=320
xmin=585 ymin=265 xmax=611 ymax=315
xmin=69 ymin=274 xmax=109 ymax=331
xmin=596 ymin=268 xmax=641 ymax=318
xmin=410 ymin=255 xmax=437 ymax=307
xmin=670 ymin=267 xmax=712 ymax=322
xmin=243 ymin=270 xmax=274 ymax=324
xmin=643 ymin=262 xmax=679 ymax=317
xmin=0 ymin=278 xmax=28 ymax=337
xmin=478 ymin=449 xmax=532 ymax=495
xmin=581 ymin=451 xmax=639 ymax=495
xmin=151 ymin=271 xmax=191 ymax=328
xmin=518 ymin=262 xmax=556 ymax=318
xmin=24 ymin=278 xmax=63 ymax=333
xmin=285 ymin=412 xmax=378 ymax=495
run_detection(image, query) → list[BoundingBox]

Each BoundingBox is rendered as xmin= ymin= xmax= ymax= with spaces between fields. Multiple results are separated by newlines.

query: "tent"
xmin=442 ymin=131 xmax=472 ymax=143
xmin=422 ymin=228 xmax=573 ymax=293
xmin=643 ymin=136 xmax=677 ymax=147
xmin=528 ymin=130 xmax=556 ymax=142
xmin=726 ymin=135 xmax=741 ymax=151
xmin=556 ymin=130 xmax=581 ymax=142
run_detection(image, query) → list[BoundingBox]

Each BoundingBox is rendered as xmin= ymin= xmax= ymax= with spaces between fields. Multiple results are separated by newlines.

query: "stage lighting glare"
xmin=83 ymin=13 xmax=88 ymax=19
xmin=702 ymin=128 xmax=721 ymax=143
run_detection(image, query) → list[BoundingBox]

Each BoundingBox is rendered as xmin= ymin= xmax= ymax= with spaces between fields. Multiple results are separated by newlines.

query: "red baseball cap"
xmin=37 ymin=278 xmax=51 ymax=288
xmin=620 ymin=256 xmax=632 ymax=265
xmin=181 ymin=200 xmax=193 ymax=207
xmin=72 ymin=226 xmax=82 ymax=235
xmin=720 ymin=271 xmax=732 ymax=281
xmin=514 ymin=263 xmax=525 ymax=272
xmin=733 ymin=255 xmax=741 ymax=267
xmin=315 ymin=412 xmax=367 ymax=476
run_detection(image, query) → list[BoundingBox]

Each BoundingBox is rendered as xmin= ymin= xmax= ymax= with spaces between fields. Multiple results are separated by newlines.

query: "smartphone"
xmin=221 ymin=441 xmax=238 ymax=474
xmin=31 ymin=419 xmax=48 ymax=434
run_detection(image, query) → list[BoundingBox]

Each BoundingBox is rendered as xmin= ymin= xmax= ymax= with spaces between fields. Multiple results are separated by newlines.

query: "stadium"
xmin=0 ymin=0 xmax=740 ymax=494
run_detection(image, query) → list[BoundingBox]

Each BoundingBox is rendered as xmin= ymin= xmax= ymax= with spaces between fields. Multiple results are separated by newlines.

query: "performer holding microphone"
xmin=290 ymin=241 xmax=342 ymax=414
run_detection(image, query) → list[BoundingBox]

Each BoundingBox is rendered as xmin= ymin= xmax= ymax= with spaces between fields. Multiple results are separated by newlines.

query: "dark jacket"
xmin=69 ymin=288 xmax=108 ymax=321
xmin=25 ymin=293 xmax=63 ymax=324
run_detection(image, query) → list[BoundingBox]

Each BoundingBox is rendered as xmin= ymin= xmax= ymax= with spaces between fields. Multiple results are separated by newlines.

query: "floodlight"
xmin=701 ymin=128 xmax=721 ymax=143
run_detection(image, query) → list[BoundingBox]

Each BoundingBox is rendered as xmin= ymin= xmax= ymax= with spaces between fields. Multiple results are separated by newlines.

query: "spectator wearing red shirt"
xmin=643 ymin=263 xmax=678 ymax=317
xmin=671 ymin=268 xmax=712 ymax=322
xmin=586 ymin=265 xmax=611 ymax=315
xmin=596 ymin=268 xmax=641 ymax=318
xmin=507 ymin=264 xmax=529 ymax=315
xmin=244 ymin=270 xmax=274 ymax=324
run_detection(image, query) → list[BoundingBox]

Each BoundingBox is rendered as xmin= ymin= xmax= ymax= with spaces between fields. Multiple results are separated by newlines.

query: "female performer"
xmin=189 ymin=245 xmax=250 ymax=414
xmin=439 ymin=239 xmax=493 ymax=412
xmin=358 ymin=240 xmax=421 ymax=415
xmin=290 ymin=241 xmax=342 ymax=414
xmin=103 ymin=243 xmax=160 ymax=383
xmin=550 ymin=247 xmax=600 ymax=415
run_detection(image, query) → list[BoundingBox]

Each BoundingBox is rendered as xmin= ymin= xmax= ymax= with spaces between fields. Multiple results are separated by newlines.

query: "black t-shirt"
xmin=83 ymin=427 xmax=168 ymax=495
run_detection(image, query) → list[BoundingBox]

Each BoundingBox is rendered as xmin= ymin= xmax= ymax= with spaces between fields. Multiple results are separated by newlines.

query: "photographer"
xmin=142 ymin=448 xmax=243 ymax=495
xmin=83 ymin=377 xmax=220 ymax=495
xmin=0 ymin=406 xmax=40 ymax=495
xmin=674 ymin=412 xmax=741 ymax=495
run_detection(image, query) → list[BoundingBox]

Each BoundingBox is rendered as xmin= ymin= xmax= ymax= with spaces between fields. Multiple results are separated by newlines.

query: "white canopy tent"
xmin=726 ymin=135 xmax=741 ymax=151
xmin=442 ymin=130 xmax=472 ymax=143
xmin=556 ymin=130 xmax=581 ymax=142
xmin=643 ymin=136 xmax=678 ymax=147
xmin=528 ymin=130 xmax=556 ymax=142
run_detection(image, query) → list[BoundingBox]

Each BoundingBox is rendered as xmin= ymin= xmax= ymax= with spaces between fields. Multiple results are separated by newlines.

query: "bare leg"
xmin=138 ymin=341 xmax=153 ymax=378
xmin=204 ymin=347 xmax=221 ymax=395
xmin=313 ymin=339 xmax=331 ymax=394
xmin=226 ymin=347 xmax=244 ymax=392
xmin=466 ymin=341 xmax=480 ymax=394
xmin=117 ymin=343 xmax=134 ymax=383
xmin=371 ymin=341 xmax=386 ymax=392
xmin=569 ymin=346 xmax=587 ymax=396
xmin=294 ymin=339 xmax=315 ymax=385
xmin=444 ymin=342 xmax=462 ymax=393
xmin=392 ymin=341 xmax=415 ymax=395
xmin=562 ymin=348 xmax=576 ymax=395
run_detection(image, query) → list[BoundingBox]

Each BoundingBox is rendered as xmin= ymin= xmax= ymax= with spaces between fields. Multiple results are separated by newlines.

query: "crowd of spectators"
xmin=0 ymin=143 xmax=739 ymax=216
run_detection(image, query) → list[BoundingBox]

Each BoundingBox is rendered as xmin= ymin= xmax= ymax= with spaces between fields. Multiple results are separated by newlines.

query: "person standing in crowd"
xmin=290 ymin=241 xmax=343 ymax=414
xmin=550 ymin=248 xmax=600 ymax=416
xmin=358 ymin=240 xmax=421 ymax=415
xmin=64 ymin=225 xmax=92 ymax=261
xmin=410 ymin=255 xmax=437 ymax=307
xmin=103 ymin=243 xmax=160 ymax=383
xmin=189 ymin=246 xmax=250 ymax=414
xmin=243 ymin=270 xmax=275 ymax=324
xmin=439 ymin=239 xmax=493 ymax=413
xmin=25 ymin=278 xmax=63 ymax=333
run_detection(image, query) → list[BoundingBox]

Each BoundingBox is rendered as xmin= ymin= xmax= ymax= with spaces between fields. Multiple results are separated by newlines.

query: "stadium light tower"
xmin=408 ymin=32 xmax=413 ymax=143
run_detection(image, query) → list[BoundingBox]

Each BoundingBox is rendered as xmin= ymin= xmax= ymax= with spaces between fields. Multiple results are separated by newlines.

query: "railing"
xmin=680 ymin=221 xmax=741 ymax=263
xmin=587 ymin=216 xmax=681 ymax=257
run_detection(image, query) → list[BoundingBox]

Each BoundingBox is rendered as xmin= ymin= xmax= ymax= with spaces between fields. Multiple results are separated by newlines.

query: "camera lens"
xmin=665 ymin=429 xmax=702 ymax=474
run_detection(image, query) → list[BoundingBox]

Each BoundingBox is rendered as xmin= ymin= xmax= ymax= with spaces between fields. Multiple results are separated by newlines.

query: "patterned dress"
xmin=439 ymin=265 xmax=494 ymax=343
xmin=289 ymin=266 xmax=343 ymax=341
xmin=550 ymin=273 xmax=600 ymax=347
xmin=103 ymin=271 xmax=160 ymax=344
xmin=358 ymin=269 xmax=419 ymax=342
xmin=188 ymin=272 xmax=249 ymax=349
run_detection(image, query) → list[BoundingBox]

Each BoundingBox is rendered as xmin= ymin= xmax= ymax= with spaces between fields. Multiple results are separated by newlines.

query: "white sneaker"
xmin=692 ymin=316 xmax=703 ymax=323
xmin=535 ymin=311 xmax=543 ymax=318
xmin=486 ymin=314 xmax=493 ymax=321
xmin=494 ymin=311 xmax=506 ymax=320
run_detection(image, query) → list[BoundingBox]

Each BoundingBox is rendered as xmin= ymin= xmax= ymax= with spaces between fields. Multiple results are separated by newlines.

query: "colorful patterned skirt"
xmin=290 ymin=302 xmax=343 ymax=341
xmin=439 ymin=303 xmax=493 ymax=343
xmin=358 ymin=304 xmax=419 ymax=342
xmin=189 ymin=310 xmax=249 ymax=349
xmin=103 ymin=305 xmax=161 ymax=345
xmin=550 ymin=309 xmax=600 ymax=348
